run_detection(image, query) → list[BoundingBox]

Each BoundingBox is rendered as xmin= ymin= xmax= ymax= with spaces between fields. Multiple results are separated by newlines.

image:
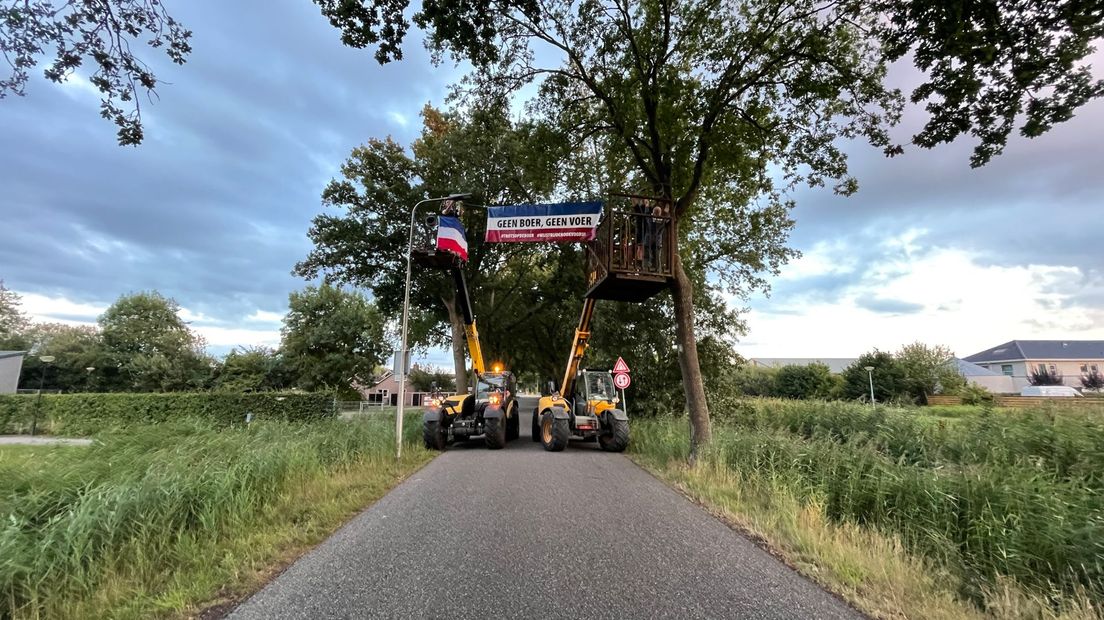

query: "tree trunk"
xmin=442 ymin=297 xmax=468 ymax=391
xmin=671 ymin=250 xmax=712 ymax=463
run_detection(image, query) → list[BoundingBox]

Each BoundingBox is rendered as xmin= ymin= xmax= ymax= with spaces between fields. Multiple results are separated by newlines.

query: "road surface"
xmin=228 ymin=396 xmax=861 ymax=619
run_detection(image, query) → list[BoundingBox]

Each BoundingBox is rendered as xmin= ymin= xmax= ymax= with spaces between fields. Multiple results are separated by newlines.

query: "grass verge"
xmin=630 ymin=410 xmax=1101 ymax=620
xmin=1 ymin=415 xmax=432 ymax=619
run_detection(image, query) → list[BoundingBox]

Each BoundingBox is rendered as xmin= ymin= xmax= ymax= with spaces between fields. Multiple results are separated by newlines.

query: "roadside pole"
xmin=396 ymin=193 xmax=471 ymax=459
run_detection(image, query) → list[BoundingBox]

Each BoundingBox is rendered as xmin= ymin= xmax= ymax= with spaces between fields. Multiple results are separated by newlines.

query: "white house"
xmin=963 ymin=340 xmax=1104 ymax=391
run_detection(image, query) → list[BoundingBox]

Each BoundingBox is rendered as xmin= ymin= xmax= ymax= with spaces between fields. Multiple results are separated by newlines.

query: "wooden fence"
xmin=994 ymin=396 xmax=1104 ymax=408
xmin=925 ymin=395 xmax=1104 ymax=409
xmin=926 ymin=395 xmax=962 ymax=405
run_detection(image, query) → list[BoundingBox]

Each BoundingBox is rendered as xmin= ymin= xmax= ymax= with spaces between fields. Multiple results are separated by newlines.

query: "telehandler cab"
xmin=413 ymin=211 xmax=520 ymax=450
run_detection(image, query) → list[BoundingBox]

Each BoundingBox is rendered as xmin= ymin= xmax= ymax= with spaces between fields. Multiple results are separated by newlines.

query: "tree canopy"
xmin=98 ymin=291 xmax=211 ymax=391
xmin=280 ymin=284 xmax=387 ymax=394
xmin=0 ymin=0 xmax=192 ymax=145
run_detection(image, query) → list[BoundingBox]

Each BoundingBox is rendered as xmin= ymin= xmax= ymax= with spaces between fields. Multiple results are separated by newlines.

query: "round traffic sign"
xmin=613 ymin=372 xmax=631 ymax=390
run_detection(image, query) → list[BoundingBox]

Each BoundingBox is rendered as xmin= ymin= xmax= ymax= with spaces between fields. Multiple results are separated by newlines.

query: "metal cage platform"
xmin=584 ymin=196 xmax=674 ymax=302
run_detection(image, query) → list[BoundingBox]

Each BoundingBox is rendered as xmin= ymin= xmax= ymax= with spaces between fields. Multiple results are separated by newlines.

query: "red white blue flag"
xmin=436 ymin=216 xmax=469 ymax=261
xmin=485 ymin=201 xmax=603 ymax=243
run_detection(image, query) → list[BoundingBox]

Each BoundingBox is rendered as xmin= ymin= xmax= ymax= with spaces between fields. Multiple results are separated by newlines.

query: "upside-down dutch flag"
xmin=436 ymin=216 xmax=469 ymax=262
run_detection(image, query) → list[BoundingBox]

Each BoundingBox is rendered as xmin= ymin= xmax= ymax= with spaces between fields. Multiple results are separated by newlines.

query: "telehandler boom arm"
xmin=451 ymin=263 xmax=486 ymax=376
xmin=559 ymin=297 xmax=597 ymax=397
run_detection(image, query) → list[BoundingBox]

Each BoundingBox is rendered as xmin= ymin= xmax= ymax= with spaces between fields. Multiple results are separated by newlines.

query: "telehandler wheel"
xmin=599 ymin=418 xmax=630 ymax=453
xmin=531 ymin=408 xmax=540 ymax=442
xmin=484 ymin=416 xmax=506 ymax=450
xmin=540 ymin=411 xmax=568 ymax=452
xmin=505 ymin=405 xmax=520 ymax=441
xmin=423 ymin=419 xmax=447 ymax=451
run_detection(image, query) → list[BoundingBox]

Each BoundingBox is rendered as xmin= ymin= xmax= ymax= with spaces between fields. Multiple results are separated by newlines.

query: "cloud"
xmin=741 ymin=239 xmax=1104 ymax=358
xmin=0 ymin=0 xmax=460 ymax=333
xmin=246 ymin=310 xmax=284 ymax=323
xmin=854 ymin=298 xmax=925 ymax=315
xmin=18 ymin=293 xmax=107 ymax=326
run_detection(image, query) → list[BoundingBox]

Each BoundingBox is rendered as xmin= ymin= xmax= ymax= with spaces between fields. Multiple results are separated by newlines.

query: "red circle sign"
xmin=613 ymin=372 xmax=631 ymax=389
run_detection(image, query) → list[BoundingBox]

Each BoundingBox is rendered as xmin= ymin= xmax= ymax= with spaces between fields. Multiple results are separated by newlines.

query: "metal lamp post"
xmin=864 ymin=365 xmax=875 ymax=407
xmin=396 ymin=193 xmax=472 ymax=459
xmin=31 ymin=355 xmax=56 ymax=436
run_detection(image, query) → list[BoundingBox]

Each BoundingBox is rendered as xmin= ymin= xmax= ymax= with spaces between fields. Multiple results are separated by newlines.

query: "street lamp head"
xmin=86 ymin=367 xmax=95 ymax=372
xmin=445 ymin=192 xmax=472 ymax=201
xmin=40 ymin=356 xmax=56 ymax=363
xmin=864 ymin=366 xmax=874 ymax=372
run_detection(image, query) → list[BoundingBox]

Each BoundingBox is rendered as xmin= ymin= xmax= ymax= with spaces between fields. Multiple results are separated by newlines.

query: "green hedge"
xmin=0 ymin=392 xmax=336 ymax=435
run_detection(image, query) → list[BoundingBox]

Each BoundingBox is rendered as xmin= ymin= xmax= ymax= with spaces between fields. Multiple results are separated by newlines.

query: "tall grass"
xmin=0 ymin=415 xmax=428 ymax=619
xmin=631 ymin=401 xmax=1104 ymax=613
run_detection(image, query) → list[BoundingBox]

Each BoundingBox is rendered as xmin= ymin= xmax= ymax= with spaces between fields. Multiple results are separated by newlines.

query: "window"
xmin=1037 ymin=363 xmax=1047 ymax=374
xmin=1001 ymin=364 xmax=1013 ymax=376
xmin=1049 ymin=364 xmax=1058 ymax=372
xmin=979 ymin=364 xmax=989 ymax=369
xmin=1082 ymin=364 xmax=1090 ymax=373
xmin=1093 ymin=364 xmax=1100 ymax=372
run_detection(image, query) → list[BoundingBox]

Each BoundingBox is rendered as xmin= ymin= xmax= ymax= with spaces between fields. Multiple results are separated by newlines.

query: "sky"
xmin=1 ymin=2 xmax=1102 ymax=367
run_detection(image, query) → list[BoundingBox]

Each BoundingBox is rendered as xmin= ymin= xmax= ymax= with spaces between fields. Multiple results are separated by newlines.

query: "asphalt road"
xmin=228 ymin=396 xmax=861 ymax=619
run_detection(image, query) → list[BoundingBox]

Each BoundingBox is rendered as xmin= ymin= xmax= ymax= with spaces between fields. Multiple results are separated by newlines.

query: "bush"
xmin=725 ymin=365 xmax=778 ymax=398
xmin=841 ymin=351 xmax=907 ymax=402
xmin=0 ymin=392 xmax=335 ymax=435
xmin=1082 ymin=369 xmax=1104 ymax=390
xmin=957 ymin=383 xmax=994 ymax=405
xmin=774 ymin=363 xmax=834 ymax=400
xmin=1029 ymin=367 xmax=1064 ymax=386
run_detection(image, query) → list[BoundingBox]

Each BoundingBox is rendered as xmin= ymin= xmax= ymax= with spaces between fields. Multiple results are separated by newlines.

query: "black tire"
xmin=484 ymin=416 xmax=506 ymax=449
xmin=540 ymin=412 xmax=569 ymax=452
xmin=599 ymin=418 xmax=630 ymax=452
xmin=505 ymin=404 xmax=520 ymax=441
xmin=423 ymin=420 xmax=447 ymax=451
xmin=531 ymin=408 xmax=540 ymax=442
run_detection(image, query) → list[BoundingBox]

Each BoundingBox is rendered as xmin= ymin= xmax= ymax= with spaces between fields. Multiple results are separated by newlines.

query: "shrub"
xmin=1029 ymin=366 xmax=1064 ymax=386
xmin=957 ymin=383 xmax=994 ymax=405
xmin=1082 ymin=369 xmax=1104 ymax=390
xmin=841 ymin=351 xmax=907 ymax=402
xmin=727 ymin=365 xmax=779 ymax=398
xmin=774 ymin=363 xmax=834 ymax=400
xmin=0 ymin=392 xmax=335 ymax=435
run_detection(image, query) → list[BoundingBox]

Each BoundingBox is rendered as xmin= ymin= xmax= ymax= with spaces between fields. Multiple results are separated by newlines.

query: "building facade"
xmin=962 ymin=340 xmax=1104 ymax=391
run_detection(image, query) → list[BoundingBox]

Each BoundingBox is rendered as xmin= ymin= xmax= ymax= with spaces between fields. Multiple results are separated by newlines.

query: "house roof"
xmin=954 ymin=358 xmax=1000 ymax=376
xmin=0 ymin=351 xmax=27 ymax=360
xmin=963 ymin=340 xmax=1104 ymax=363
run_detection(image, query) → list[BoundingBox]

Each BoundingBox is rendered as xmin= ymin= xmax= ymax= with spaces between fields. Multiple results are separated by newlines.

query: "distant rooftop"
xmin=750 ymin=358 xmax=857 ymax=374
xmin=964 ymin=340 xmax=1104 ymax=363
xmin=954 ymin=358 xmax=1000 ymax=377
xmin=0 ymin=351 xmax=27 ymax=360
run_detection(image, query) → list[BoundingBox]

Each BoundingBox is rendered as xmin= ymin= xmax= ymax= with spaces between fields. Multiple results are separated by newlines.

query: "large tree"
xmin=98 ymin=291 xmax=210 ymax=391
xmin=0 ymin=0 xmax=192 ymax=145
xmin=310 ymin=0 xmax=1102 ymax=457
xmin=280 ymin=284 xmax=387 ymax=394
